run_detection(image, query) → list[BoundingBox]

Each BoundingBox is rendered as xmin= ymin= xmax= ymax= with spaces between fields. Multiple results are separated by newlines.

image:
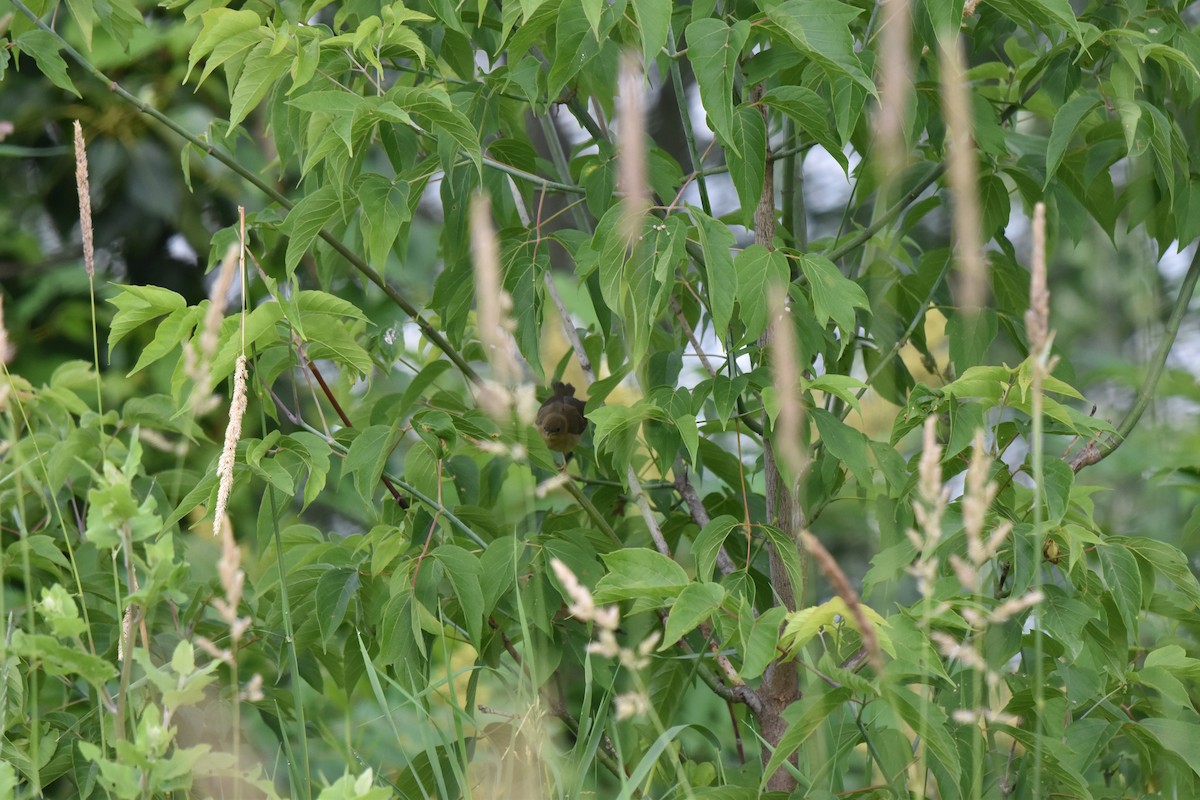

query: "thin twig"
xmin=1071 ymin=243 xmax=1200 ymax=471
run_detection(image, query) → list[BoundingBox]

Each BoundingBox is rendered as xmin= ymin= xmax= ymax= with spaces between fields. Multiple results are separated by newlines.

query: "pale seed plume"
xmin=73 ymin=121 xmax=95 ymax=280
xmin=989 ymin=590 xmax=1044 ymax=624
xmin=952 ymin=707 xmax=1019 ymax=727
xmin=200 ymin=243 xmax=241 ymax=365
xmin=912 ymin=416 xmax=948 ymax=541
xmin=1025 ymin=201 xmax=1050 ymax=357
xmin=940 ymin=38 xmax=987 ymax=311
xmin=550 ymin=557 xmax=597 ymax=622
xmin=906 ymin=417 xmax=948 ymax=597
xmin=213 ymin=355 xmax=249 ymax=539
xmin=614 ymin=691 xmax=650 ymax=721
xmin=185 ymin=242 xmax=241 ymax=414
xmin=962 ymin=430 xmax=995 ymax=564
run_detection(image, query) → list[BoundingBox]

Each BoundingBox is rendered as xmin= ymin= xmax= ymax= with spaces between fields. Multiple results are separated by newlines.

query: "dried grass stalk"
xmin=184 ymin=243 xmax=241 ymax=414
xmin=874 ymin=0 xmax=913 ymax=180
xmin=1025 ymin=201 xmax=1049 ymax=356
xmin=469 ymin=192 xmax=520 ymax=388
xmin=0 ymin=295 xmax=12 ymax=367
xmin=769 ymin=290 xmax=806 ymax=479
xmin=800 ymin=530 xmax=884 ymax=673
xmin=617 ymin=51 xmax=649 ymax=247
xmin=201 ymin=244 xmax=241 ymax=364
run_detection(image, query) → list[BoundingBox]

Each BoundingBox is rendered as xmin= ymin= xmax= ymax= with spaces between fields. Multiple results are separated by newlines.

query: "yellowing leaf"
xmin=781 ymin=597 xmax=893 ymax=656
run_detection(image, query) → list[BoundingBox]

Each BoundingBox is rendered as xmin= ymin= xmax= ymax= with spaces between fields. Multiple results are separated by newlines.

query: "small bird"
xmin=536 ymin=381 xmax=588 ymax=457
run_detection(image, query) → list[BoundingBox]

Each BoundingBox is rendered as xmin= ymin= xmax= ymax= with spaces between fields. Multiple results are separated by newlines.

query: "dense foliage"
xmin=3 ymin=0 xmax=1200 ymax=797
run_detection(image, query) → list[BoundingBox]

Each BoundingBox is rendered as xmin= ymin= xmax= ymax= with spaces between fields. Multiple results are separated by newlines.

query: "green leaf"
xmin=580 ymin=0 xmax=603 ymax=38
xmin=761 ymin=525 xmax=804 ymax=608
xmin=64 ymin=0 xmax=97 ymax=49
xmin=728 ymin=104 xmax=766 ymax=223
xmin=480 ymin=537 xmax=520 ymax=615
xmin=661 ymin=582 xmax=725 ymax=647
xmin=287 ymin=90 xmax=366 ymax=116
xmin=1039 ymin=456 xmax=1073 ymax=525
xmin=691 ymin=209 xmax=738 ymax=335
xmin=501 ymin=239 xmax=547 ymax=379
xmin=631 ymin=0 xmax=670 ymax=66
xmin=186 ymin=8 xmax=262 ymax=86
xmin=314 ymin=567 xmax=360 ymax=647
xmin=209 ymin=303 xmax=285 ymax=387
xmin=296 ymin=290 xmax=370 ymax=323
xmin=734 ymin=245 xmax=790 ymax=345
xmin=692 ymin=515 xmax=740 ymax=581
xmin=674 ymin=414 xmax=699 ymax=467
xmin=420 ymin=98 xmax=483 ymax=178
xmin=740 ymin=606 xmax=785 ymax=681
xmin=434 ymin=545 xmax=484 ymax=645
xmin=946 ymin=309 xmax=997 ymax=373
xmin=10 ymin=632 xmax=117 ymax=686
xmin=595 ymin=548 xmax=688 ymax=603
xmin=590 ymin=402 xmax=662 ymax=472
xmin=685 ymin=18 xmax=751 ymax=152
xmin=980 ymin=173 xmax=1011 ymax=237
xmin=595 ymin=211 xmax=684 ymax=368
xmin=344 ymin=425 xmax=397 ymax=504
xmin=761 ymin=685 xmax=853 ymax=785
xmin=708 ymin=373 xmax=749 ymax=428
xmin=290 ymin=34 xmax=321 ymax=91
xmin=1111 ymin=536 xmax=1200 ymax=607
xmin=760 ymin=86 xmax=844 ymax=170
xmin=301 ymin=318 xmax=373 ymax=378
xmin=229 ymin=40 xmax=290 ymax=128
xmin=15 ymin=31 xmax=80 ymax=97
xmin=811 ymin=408 xmax=872 ymax=488
xmin=884 ymin=684 xmax=962 ymax=787
xmin=941 ymin=364 xmax=1011 ymax=404
xmin=1039 ymin=584 xmax=1096 ymax=658
xmin=283 ymin=184 xmax=343 ymax=276
xmin=548 ymin=0 xmax=602 ymax=104
xmin=799 ymin=254 xmax=868 ymax=344
xmin=805 ymin=374 xmax=866 ymax=418
xmin=1138 ymin=718 xmax=1200 ymax=779
xmin=399 ymin=360 xmax=454 ymax=412
xmin=403 ymin=440 xmax=440 ymax=504
xmin=290 ymin=431 xmax=331 ymax=511
xmin=392 ymin=747 xmax=461 ymax=800
xmin=357 ymin=175 xmax=411 ymax=267
xmin=1044 ymin=93 xmax=1101 ymax=188
xmin=623 ymin=725 xmax=695 ymax=800
xmin=1097 ymin=541 xmax=1142 ymax=634
xmin=127 ymin=306 xmax=201 ymax=376
xmin=781 ymin=596 xmax=892 ymax=655
xmin=108 ymin=284 xmax=187 ymax=349
xmin=763 ymin=0 xmax=873 ymax=95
